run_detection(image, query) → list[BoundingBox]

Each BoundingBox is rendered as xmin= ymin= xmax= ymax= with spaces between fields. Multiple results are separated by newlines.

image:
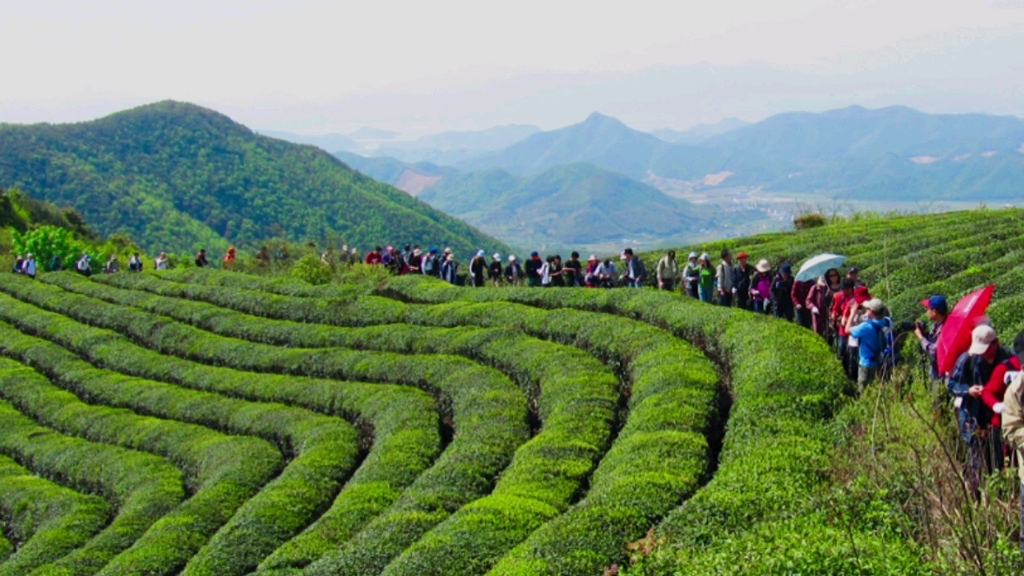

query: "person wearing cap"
xmin=716 ymin=249 xmax=735 ymax=306
xmin=915 ymin=295 xmax=949 ymax=384
xmin=807 ymin=268 xmax=841 ymax=340
xmin=998 ymin=330 xmax=1024 ymax=553
xmin=771 ymin=262 xmax=795 ymax=322
xmin=682 ymin=252 xmax=701 ymax=299
xmin=846 ymin=266 xmax=865 ymax=287
xmin=440 ymin=253 xmax=458 ymax=285
xmin=948 ymin=324 xmax=1011 ymax=490
xmin=525 ymin=251 xmax=543 ymax=287
xmin=407 ymin=247 xmax=423 ymax=274
xmin=656 ymin=250 xmax=678 ymax=291
xmin=469 ymin=250 xmax=487 ymax=288
xmin=732 ymin=253 xmax=754 ymax=310
xmin=848 ymin=298 xmax=890 ymax=392
xmin=750 ymin=259 xmax=773 ymax=314
xmin=563 ymin=252 xmax=582 ymax=287
xmin=421 ymin=247 xmax=440 ymax=276
xmin=488 ymin=253 xmax=503 ymax=286
xmin=697 ymin=253 xmax=715 ymax=303
xmin=22 ymin=253 xmax=37 ymax=279
xmin=504 ymin=255 xmax=523 ymax=284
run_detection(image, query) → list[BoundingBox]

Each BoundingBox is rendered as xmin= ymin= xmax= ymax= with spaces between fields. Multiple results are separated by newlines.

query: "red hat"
xmin=854 ymin=285 xmax=871 ymax=303
xmin=737 ymin=252 xmax=748 ymax=259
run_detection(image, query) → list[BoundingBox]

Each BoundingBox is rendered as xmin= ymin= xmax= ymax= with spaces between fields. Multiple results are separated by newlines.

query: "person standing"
xmin=550 ymin=255 xmax=565 ymax=287
xmin=848 ymin=298 xmax=889 ymax=392
xmin=697 ymin=253 xmax=715 ymax=303
xmin=22 ymin=253 xmax=37 ymax=279
xmin=563 ymin=252 xmax=583 ymax=287
xmin=525 ymin=252 xmax=543 ymax=287
xmin=469 ymin=250 xmax=487 ymax=288
xmin=194 ymin=249 xmax=209 ymax=268
xmin=914 ymin=295 xmax=949 ymax=384
xmin=682 ymin=252 xmax=700 ymax=299
xmin=488 ymin=253 xmax=503 ymax=286
xmin=750 ymin=260 xmax=773 ymax=314
xmin=949 ymin=325 xmax=1011 ymax=492
xmin=792 ymin=275 xmax=814 ymax=329
xmin=806 ymin=269 xmax=841 ymax=340
xmin=12 ymin=255 xmax=24 ymax=274
xmin=422 ymin=248 xmax=439 ymax=276
xmin=771 ymin=263 xmax=796 ymax=322
xmin=620 ymin=248 xmax=645 ymax=288
xmin=221 ymin=248 xmax=235 ymax=270
xmin=407 ymin=248 xmax=423 ymax=274
xmin=716 ymin=249 xmax=735 ymax=307
xmin=732 ymin=253 xmax=754 ymax=310
xmin=540 ymin=256 xmax=553 ymax=287
xmin=504 ymin=255 xmax=523 ymax=284
xmin=656 ymin=250 xmax=679 ymax=291
xmin=129 ymin=253 xmax=143 ymax=272
xmin=440 ymin=254 xmax=458 ymax=285
xmin=998 ymin=331 xmax=1024 ymax=554
xmin=76 ymin=254 xmax=93 ymax=277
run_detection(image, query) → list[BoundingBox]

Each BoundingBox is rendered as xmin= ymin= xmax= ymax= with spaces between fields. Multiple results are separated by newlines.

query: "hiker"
xmin=732 ymin=253 xmax=754 ymax=310
xmin=584 ymin=255 xmax=600 ymax=287
xmin=22 ymin=253 xmax=36 ymax=279
xmin=525 ymin=252 xmax=543 ymax=287
xmin=551 ymin=255 xmax=565 ymax=287
xmin=350 ymin=247 xmax=359 ymax=265
xmin=792 ymin=275 xmax=814 ymax=329
xmin=469 ymin=250 xmax=487 ymax=287
xmin=915 ymin=295 xmax=949 ymax=384
xmin=716 ymin=249 xmax=734 ymax=306
xmin=981 ymin=331 xmax=1022 ymax=472
xmin=847 ymin=298 xmax=890 ymax=392
xmin=221 ymin=248 xmax=235 ymax=270
xmin=365 ymin=246 xmax=383 ymax=265
xmin=806 ymin=268 xmax=841 ymax=341
xmin=842 ymin=285 xmax=872 ymax=381
xmin=563 ymin=252 xmax=583 ymax=287
xmin=998 ymin=330 xmax=1024 ymax=553
xmin=12 ymin=255 xmax=23 ymax=274
xmin=504 ymin=255 xmax=523 ymax=284
xmin=682 ymin=252 xmax=701 ymax=298
xmin=846 ymin=266 xmax=865 ymax=287
xmin=339 ymin=245 xmax=350 ymax=265
xmin=540 ymin=256 xmax=553 ymax=287
xmin=697 ymin=253 xmax=715 ymax=303
xmin=771 ymin=263 xmax=796 ymax=321
xmin=76 ymin=254 xmax=92 ymax=277
xmin=129 ymin=253 xmax=143 ymax=272
xmin=831 ymin=278 xmax=856 ymax=359
xmin=595 ymin=259 xmax=618 ymax=288
xmin=656 ymin=250 xmax=679 ymax=291
xmin=49 ymin=254 xmax=63 ymax=272
xmin=750 ymin=260 xmax=773 ymax=314
xmin=949 ymin=325 xmax=1011 ymax=491
xmin=620 ymin=248 xmax=645 ymax=288
xmin=488 ymin=253 xmax=503 ymax=285
xmin=422 ymin=248 xmax=440 ymax=277
xmin=104 ymin=255 xmax=119 ymax=274
xmin=194 ymin=249 xmax=209 ymax=268
xmin=155 ymin=252 xmax=170 ymax=270
xmin=407 ymin=247 xmax=423 ymax=274
xmin=440 ymin=253 xmax=458 ymax=285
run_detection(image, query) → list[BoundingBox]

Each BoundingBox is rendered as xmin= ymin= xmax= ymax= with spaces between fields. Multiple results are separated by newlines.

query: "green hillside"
xmin=0 ymin=101 xmax=509 ymax=255
xmin=419 ymin=162 xmax=714 ymax=250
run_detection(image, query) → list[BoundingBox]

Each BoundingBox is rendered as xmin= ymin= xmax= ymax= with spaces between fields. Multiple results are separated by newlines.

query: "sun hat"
xmin=477 ymin=249 xmax=485 ymax=257
xmin=700 ymin=252 xmax=710 ymax=262
xmin=493 ymin=252 xmax=501 ymax=259
xmin=444 ymin=247 xmax=452 ymax=254
xmin=756 ymin=259 xmax=771 ymax=273
xmin=921 ymin=295 xmax=948 ymax=315
xmin=969 ymin=324 xmax=998 ymax=356
xmin=508 ymin=255 xmax=517 ymax=262
xmin=588 ymin=254 xmax=598 ymax=261
xmin=688 ymin=252 xmax=699 ymax=259
xmin=861 ymin=298 xmax=885 ymax=313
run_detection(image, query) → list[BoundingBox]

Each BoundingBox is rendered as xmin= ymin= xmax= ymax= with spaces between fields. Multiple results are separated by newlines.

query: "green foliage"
xmin=289 ymin=253 xmax=334 ymax=285
xmin=0 ymin=101 xmax=510 ymax=255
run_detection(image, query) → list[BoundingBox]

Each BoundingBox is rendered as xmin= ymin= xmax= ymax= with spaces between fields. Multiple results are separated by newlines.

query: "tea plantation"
xmin=3 ymin=209 xmax=1022 ymax=575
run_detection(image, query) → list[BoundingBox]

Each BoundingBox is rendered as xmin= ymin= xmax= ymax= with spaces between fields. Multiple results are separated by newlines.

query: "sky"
xmin=2 ymin=0 xmax=1024 ymax=135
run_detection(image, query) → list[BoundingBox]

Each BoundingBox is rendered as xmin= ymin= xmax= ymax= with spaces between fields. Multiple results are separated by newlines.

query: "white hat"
xmin=508 ymin=254 xmax=517 ymax=262
xmin=688 ymin=252 xmax=699 ymax=259
xmin=444 ymin=247 xmax=452 ymax=254
xmin=413 ymin=248 xmax=422 ymax=256
xmin=588 ymin=254 xmax=598 ymax=261
xmin=861 ymin=298 xmax=885 ymax=314
xmin=477 ymin=249 xmax=485 ymax=257
xmin=700 ymin=252 xmax=710 ymax=261
xmin=969 ymin=325 xmax=998 ymax=356
xmin=756 ymin=259 xmax=771 ymax=273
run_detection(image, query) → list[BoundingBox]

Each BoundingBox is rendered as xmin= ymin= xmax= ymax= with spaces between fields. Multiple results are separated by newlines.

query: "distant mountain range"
xmin=0 ymin=101 xmax=509 ymax=255
xmin=649 ymin=118 xmax=750 ymax=145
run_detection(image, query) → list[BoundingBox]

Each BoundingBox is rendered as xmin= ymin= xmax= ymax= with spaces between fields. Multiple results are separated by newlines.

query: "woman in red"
xmin=982 ymin=349 xmax=1021 ymax=470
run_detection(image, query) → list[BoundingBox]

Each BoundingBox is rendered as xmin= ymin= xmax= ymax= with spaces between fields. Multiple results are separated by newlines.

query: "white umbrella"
xmin=795 ymin=253 xmax=846 ymax=282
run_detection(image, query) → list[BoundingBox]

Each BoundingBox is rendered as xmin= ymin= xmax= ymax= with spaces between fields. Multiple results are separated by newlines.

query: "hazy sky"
xmin=3 ymin=0 xmax=1024 ymax=134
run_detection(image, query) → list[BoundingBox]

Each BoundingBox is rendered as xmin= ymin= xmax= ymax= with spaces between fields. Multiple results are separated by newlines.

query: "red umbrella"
xmin=937 ymin=285 xmax=995 ymax=376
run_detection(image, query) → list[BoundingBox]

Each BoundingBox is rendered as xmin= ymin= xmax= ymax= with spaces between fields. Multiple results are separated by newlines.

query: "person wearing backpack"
xmin=848 ymin=298 xmax=890 ymax=392
xmin=949 ymin=325 xmax=1012 ymax=492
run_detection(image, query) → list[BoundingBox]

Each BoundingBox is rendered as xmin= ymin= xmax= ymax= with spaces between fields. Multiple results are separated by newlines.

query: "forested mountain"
xmin=0 ymin=101 xmax=509 ymax=254
xmin=418 ymin=162 xmax=713 ymax=249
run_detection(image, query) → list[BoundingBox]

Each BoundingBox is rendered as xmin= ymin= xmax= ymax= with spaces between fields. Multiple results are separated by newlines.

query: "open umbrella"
xmin=795 ymin=253 xmax=846 ymax=282
xmin=937 ymin=285 xmax=996 ymax=376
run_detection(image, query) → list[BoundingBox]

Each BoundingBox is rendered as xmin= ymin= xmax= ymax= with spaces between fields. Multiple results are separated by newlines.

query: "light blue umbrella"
xmin=795 ymin=253 xmax=846 ymax=282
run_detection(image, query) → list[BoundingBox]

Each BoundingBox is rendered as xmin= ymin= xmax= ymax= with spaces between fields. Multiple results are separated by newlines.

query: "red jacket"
xmin=365 ymin=252 xmax=382 ymax=265
xmin=791 ymin=280 xmax=813 ymax=309
xmin=983 ymin=356 xmax=1021 ymax=427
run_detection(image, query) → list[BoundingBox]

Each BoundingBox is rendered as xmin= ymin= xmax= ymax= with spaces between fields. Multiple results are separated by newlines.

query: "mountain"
xmin=333 ymin=152 xmax=458 ymax=196
xmin=650 ymin=118 xmax=749 ymax=145
xmin=369 ymin=124 xmax=542 ymax=166
xmin=349 ymin=127 xmax=399 ymax=140
xmin=418 ymin=162 xmax=714 ymax=250
xmin=258 ymin=130 xmax=360 ymax=153
xmin=0 ymin=101 xmax=510 ymax=255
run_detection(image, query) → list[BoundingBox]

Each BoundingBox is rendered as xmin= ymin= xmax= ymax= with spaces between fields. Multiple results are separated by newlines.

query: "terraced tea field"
xmin=0 ymin=262 xmax=887 ymax=576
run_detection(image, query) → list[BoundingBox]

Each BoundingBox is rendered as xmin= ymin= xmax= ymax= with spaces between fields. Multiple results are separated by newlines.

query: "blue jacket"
xmin=851 ymin=318 xmax=888 ymax=368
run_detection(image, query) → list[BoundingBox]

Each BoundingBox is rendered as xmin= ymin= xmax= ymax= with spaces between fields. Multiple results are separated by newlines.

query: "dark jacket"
xmin=771 ymin=274 xmax=795 ymax=312
xmin=525 ymin=258 xmax=542 ymax=279
xmin=948 ymin=347 xmax=1012 ymax=440
xmin=505 ymin=262 xmax=523 ymax=282
xmin=488 ymin=261 xmax=503 ymax=281
xmin=732 ymin=264 xmax=754 ymax=295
